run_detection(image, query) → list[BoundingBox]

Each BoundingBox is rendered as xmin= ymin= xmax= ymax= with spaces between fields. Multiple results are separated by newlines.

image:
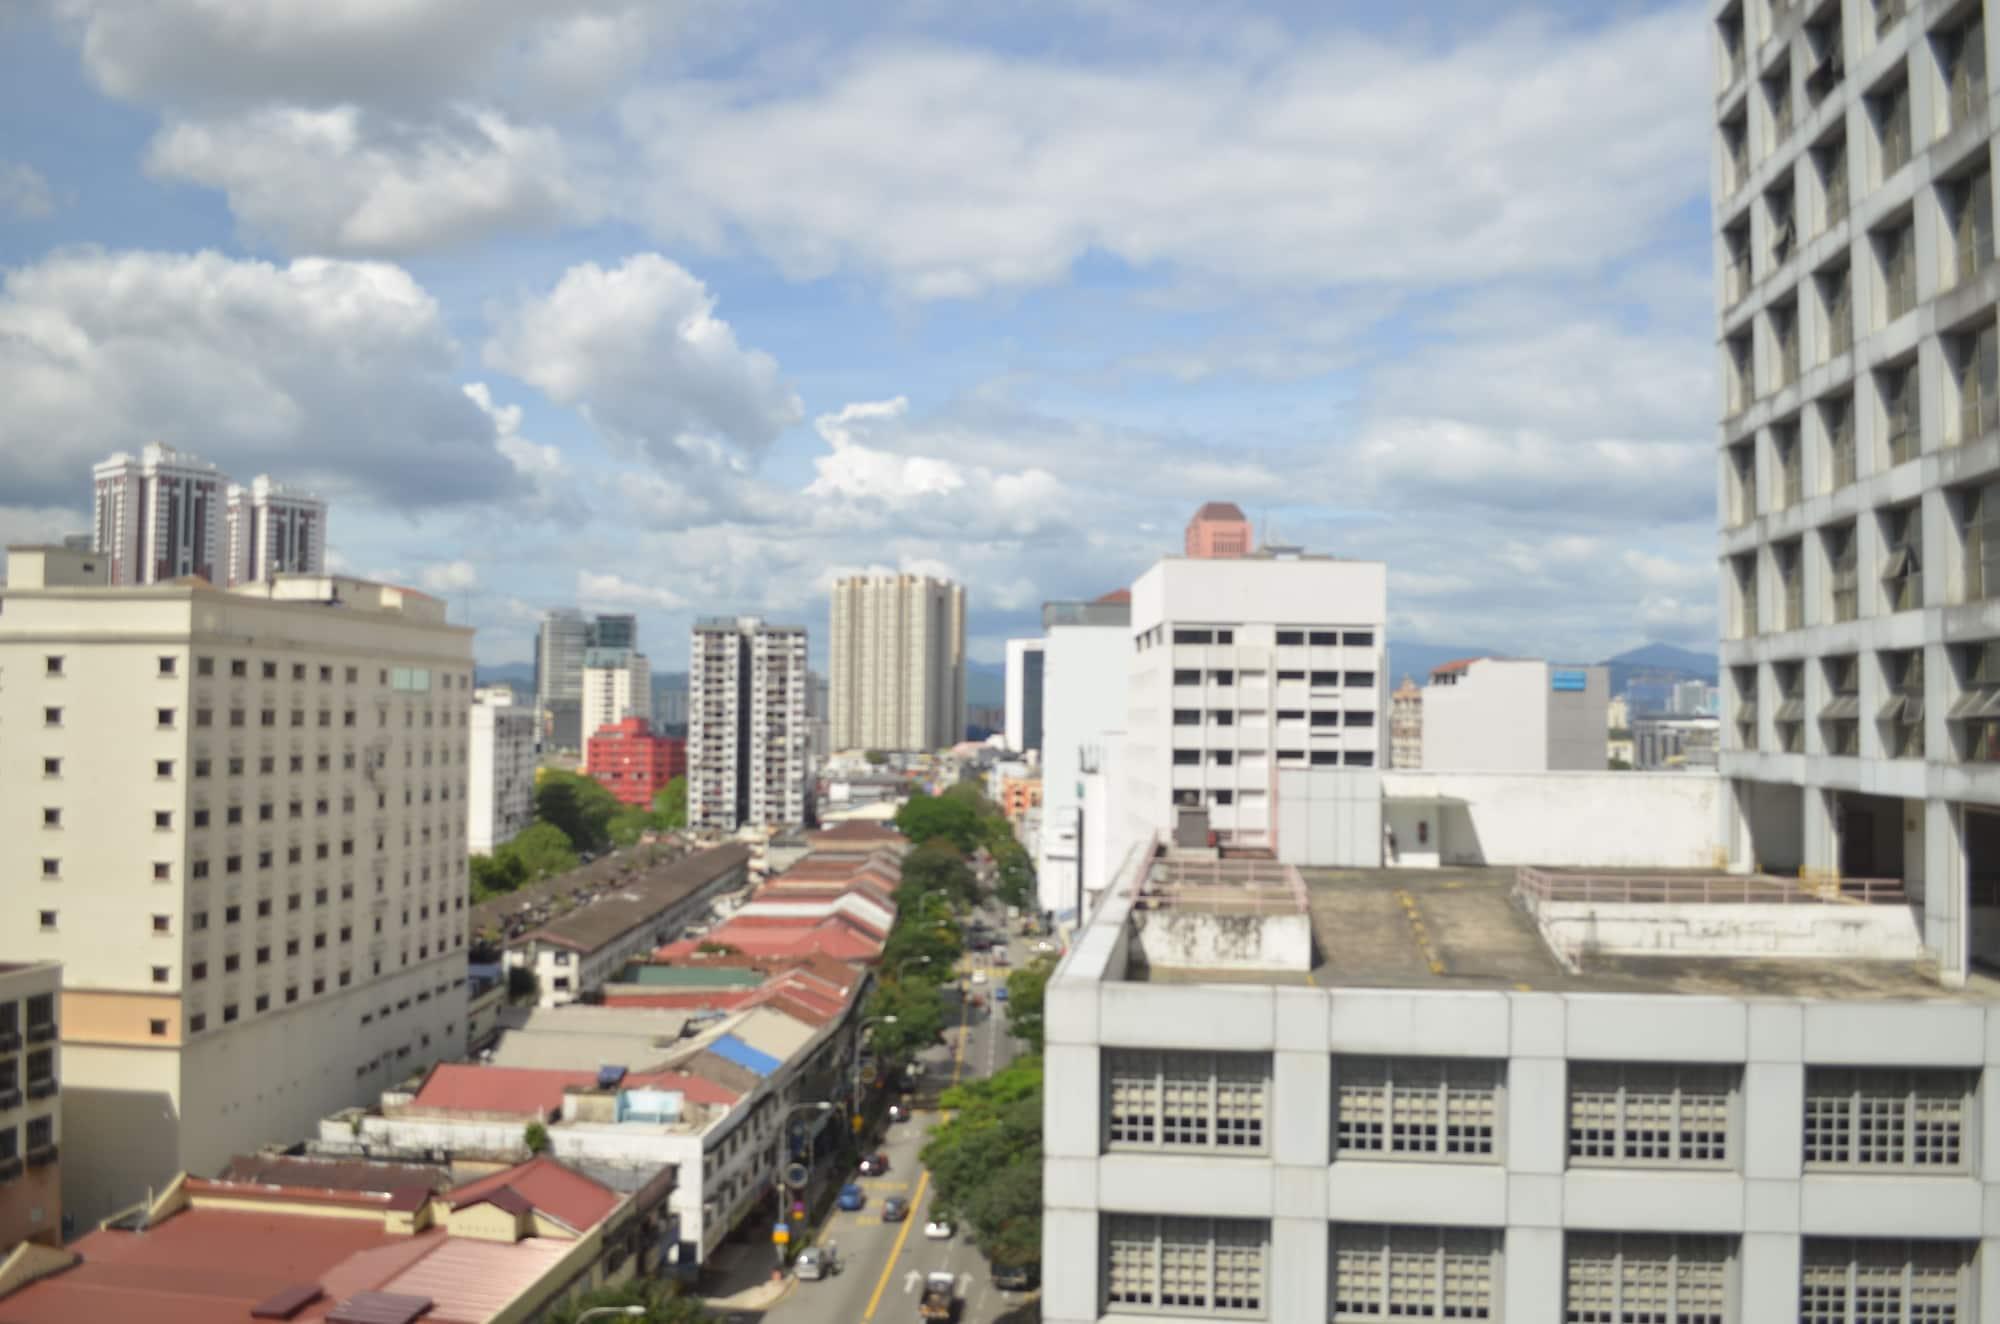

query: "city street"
xmin=759 ymin=921 xmax=1034 ymax=1324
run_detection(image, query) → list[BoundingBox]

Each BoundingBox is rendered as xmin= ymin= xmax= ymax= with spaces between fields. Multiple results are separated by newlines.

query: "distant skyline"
xmin=0 ymin=1 xmax=1716 ymax=670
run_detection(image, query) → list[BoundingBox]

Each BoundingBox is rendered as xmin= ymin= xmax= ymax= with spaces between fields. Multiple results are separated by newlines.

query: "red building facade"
xmin=585 ymin=717 xmax=687 ymax=807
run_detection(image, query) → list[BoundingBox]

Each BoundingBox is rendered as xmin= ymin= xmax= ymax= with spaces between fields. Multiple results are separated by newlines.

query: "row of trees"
xmin=894 ymin=783 xmax=1037 ymax=911
xmin=470 ymin=770 xmax=688 ymax=902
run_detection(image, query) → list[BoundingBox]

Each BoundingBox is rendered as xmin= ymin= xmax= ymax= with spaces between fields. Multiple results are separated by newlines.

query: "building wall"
xmin=470 ymin=693 xmax=536 ymax=854
xmin=1039 ymin=612 xmax=1133 ymax=917
xmin=1005 ymin=638 xmax=1046 ymax=754
xmin=1382 ymin=770 xmax=1724 ymax=870
xmin=0 ymin=965 xmax=61 ymax=1249
xmin=582 ymin=653 xmax=651 ymax=738
xmin=828 ymin=575 xmax=965 ymax=752
xmin=1421 ymin=661 xmax=1611 ymax=772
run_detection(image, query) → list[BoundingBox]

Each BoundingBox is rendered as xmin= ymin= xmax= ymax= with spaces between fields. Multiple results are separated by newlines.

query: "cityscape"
xmin=3 ymin=1 xmax=2000 ymax=1323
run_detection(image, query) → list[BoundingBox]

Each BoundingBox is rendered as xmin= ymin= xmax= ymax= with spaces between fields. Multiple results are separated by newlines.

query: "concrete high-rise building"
xmin=1421 ymin=658 xmax=1610 ymax=772
xmin=469 ymin=687 xmax=536 ymax=854
xmin=1005 ymin=637 xmax=1046 ymax=754
xmin=689 ymin=617 xmax=808 ymax=831
xmin=533 ymin=609 xmax=588 ymax=750
xmin=1037 ymin=591 xmax=1133 ymax=918
xmin=828 ymin=574 xmax=965 ymax=752
xmin=1712 ymin=0 xmax=2000 ymax=973
xmin=1126 ymin=549 xmax=1387 ymax=866
xmin=1389 ymin=675 xmax=1424 ymax=769
xmin=1183 ymin=500 xmax=1254 ymax=558
xmin=581 ymin=648 xmax=652 ymax=739
xmin=222 ymin=475 xmax=326 ymax=586
xmin=90 ymin=444 xmax=228 ymax=587
xmin=0 ymin=545 xmax=471 ymax=1229
xmin=0 ymin=962 xmax=62 ymax=1250
xmin=587 ymin=614 xmax=637 ymax=652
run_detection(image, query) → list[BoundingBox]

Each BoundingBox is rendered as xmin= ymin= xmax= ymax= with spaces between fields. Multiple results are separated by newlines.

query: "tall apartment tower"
xmin=223 ymin=476 xmax=327 ymax=586
xmin=533 ymin=609 xmax=589 ymax=750
xmin=1712 ymin=0 xmax=2000 ymax=977
xmin=1183 ymin=500 xmax=1253 ymax=558
xmin=828 ymin=574 xmax=966 ymax=752
xmin=581 ymin=648 xmax=652 ymax=739
xmin=688 ymin=617 xmax=808 ymax=831
xmin=90 ymin=444 xmax=228 ymax=586
xmin=0 ymin=545 xmax=472 ymax=1229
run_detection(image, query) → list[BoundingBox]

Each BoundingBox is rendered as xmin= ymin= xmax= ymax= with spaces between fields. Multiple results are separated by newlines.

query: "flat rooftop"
xmin=1134 ymin=866 xmax=2000 ymax=1001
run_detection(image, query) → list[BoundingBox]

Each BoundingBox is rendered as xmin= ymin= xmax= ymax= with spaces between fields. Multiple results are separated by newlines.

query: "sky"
xmin=0 ymin=0 xmax=1722 ymax=673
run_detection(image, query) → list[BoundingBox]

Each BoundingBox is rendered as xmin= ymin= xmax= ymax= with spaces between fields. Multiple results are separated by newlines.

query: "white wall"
xmin=1004 ymin=637 xmax=1042 ymax=753
xmin=1382 ymin=770 xmax=1722 ymax=869
xmin=1039 ymin=621 xmax=1131 ymax=917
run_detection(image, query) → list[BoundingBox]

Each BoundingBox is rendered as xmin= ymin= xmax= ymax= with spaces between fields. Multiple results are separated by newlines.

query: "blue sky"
xmin=0 ymin=0 xmax=1719 ymax=673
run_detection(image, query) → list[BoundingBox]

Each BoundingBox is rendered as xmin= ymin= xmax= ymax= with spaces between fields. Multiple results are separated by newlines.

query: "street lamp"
xmin=576 ymin=1308 xmax=646 ymax=1321
xmin=771 ymin=1100 xmax=834 ymax=1268
xmin=852 ymin=1015 xmax=898 ymax=1127
xmin=891 ymin=953 xmax=934 ymax=980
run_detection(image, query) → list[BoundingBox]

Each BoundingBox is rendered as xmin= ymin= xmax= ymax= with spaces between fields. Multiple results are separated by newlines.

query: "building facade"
xmin=1006 ymin=637 xmax=1047 ymax=754
xmin=90 ymin=444 xmax=228 ymax=587
xmin=469 ymin=686 xmax=536 ymax=854
xmin=582 ymin=647 xmax=652 ymax=737
xmin=0 ymin=546 xmax=473 ymax=1229
xmin=1184 ymin=500 xmax=1254 ymax=558
xmin=534 ymin=608 xmax=589 ymax=751
xmin=584 ymin=717 xmax=687 ymax=809
xmin=222 ymin=475 xmax=327 ymax=586
xmin=1126 ymin=551 xmax=1388 ymax=864
xmin=689 ymin=617 xmax=809 ymax=831
xmin=1038 ymin=594 xmax=1134 ymax=918
xmin=1389 ymin=675 xmax=1424 ymax=769
xmin=1421 ymin=659 xmax=1611 ymax=772
xmin=828 ymin=574 xmax=966 ymax=752
xmin=0 ymin=963 xmax=61 ymax=1250
xmin=1712 ymin=0 xmax=2000 ymax=976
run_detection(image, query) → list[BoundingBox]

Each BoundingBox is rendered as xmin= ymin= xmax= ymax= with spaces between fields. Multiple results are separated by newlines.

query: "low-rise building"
xmin=1388 ymin=675 xmax=1423 ymax=769
xmin=584 ymin=717 xmax=686 ymax=808
xmin=999 ymin=776 xmax=1043 ymax=822
xmin=1422 ymin=657 xmax=1610 ymax=771
xmin=0 ymin=963 xmax=61 ymax=1251
xmin=504 ymin=845 xmax=750 ymax=1007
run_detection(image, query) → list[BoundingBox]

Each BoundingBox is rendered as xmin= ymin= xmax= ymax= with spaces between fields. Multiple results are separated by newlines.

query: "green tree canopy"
xmin=607 ymin=807 xmax=655 ymax=847
xmin=899 ymin=839 xmax=979 ymax=910
xmin=651 ymin=776 xmax=688 ymax=829
xmin=469 ymin=850 xmax=529 ymax=902
xmin=865 ymin=977 xmax=948 ymax=1061
xmin=1004 ymin=955 xmax=1055 ymax=1054
xmin=991 ymin=837 xmax=1036 ymax=911
xmin=534 ymin=770 xmax=622 ymax=853
xmin=923 ymin=1055 xmax=1043 ymax=1268
xmin=895 ymin=790 xmax=982 ymax=853
xmin=508 ymin=822 xmax=581 ymax=880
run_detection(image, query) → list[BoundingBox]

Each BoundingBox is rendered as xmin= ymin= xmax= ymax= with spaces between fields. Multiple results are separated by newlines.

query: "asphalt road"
xmin=763 ymin=920 xmax=1035 ymax=1324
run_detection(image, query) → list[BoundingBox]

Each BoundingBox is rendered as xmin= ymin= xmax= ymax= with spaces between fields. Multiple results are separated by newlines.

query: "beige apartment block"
xmin=828 ymin=574 xmax=966 ymax=752
xmin=0 ymin=962 xmax=62 ymax=1250
xmin=0 ymin=546 xmax=474 ymax=1229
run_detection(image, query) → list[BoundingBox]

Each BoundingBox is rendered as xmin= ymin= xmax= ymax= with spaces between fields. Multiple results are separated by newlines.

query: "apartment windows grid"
xmin=1776 ymin=660 xmax=1807 ymax=753
xmin=1882 ymin=503 xmax=1923 ymax=610
xmin=1103 ymin=1049 xmax=1269 ymax=1152
xmin=1879 ymin=219 xmax=1918 ymax=324
xmin=1947 ymin=169 xmax=1994 ymax=297
xmin=1334 ymin=1057 xmax=1501 ymax=1160
xmin=1951 ymin=320 xmax=1998 ymax=445
xmin=1961 ymin=480 xmax=2000 ymax=602
xmin=1567 ymin=1063 xmax=1734 ymax=1167
xmin=1827 ymin=522 xmax=1860 ymax=621
xmin=1799 ymin=1238 xmax=1973 ymax=1324
xmin=1820 ymin=654 xmax=1864 ymax=756
xmin=1330 ymin=1224 xmax=1498 ymax=1322
xmin=1871 ymin=74 xmax=1912 ymax=182
xmin=1950 ymin=640 xmax=2000 ymax=760
xmin=1802 ymin=1068 xmax=1972 ymax=1170
xmin=1881 ymin=648 xmax=1926 ymax=759
xmin=1563 ymin=1233 xmax=1732 ymax=1324
xmin=1102 ymin=1214 xmax=1266 ymax=1317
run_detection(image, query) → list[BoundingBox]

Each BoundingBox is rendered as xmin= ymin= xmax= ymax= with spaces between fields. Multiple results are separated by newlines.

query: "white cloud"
xmin=485 ymin=253 xmax=803 ymax=460
xmin=578 ymin=569 xmax=686 ymax=611
xmin=0 ymin=162 xmax=55 ymax=219
xmin=621 ymin=10 xmax=1706 ymax=298
xmin=419 ymin=559 xmax=479 ymax=592
xmin=0 ymin=248 xmax=520 ymax=509
xmin=147 ymin=106 xmax=590 ymax=254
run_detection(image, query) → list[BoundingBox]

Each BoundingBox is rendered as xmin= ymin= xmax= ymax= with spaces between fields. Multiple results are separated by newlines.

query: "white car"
xmin=924 ymin=1219 xmax=955 ymax=1240
xmin=970 ymin=970 xmax=987 ymax=985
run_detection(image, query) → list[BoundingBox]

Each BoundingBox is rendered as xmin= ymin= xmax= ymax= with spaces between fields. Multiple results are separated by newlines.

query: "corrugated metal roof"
xmin=706 ymin=1033 xmax=783 ymax=1077
xmin=326 ymin=1291 xmax=434 ymax=1324
xmin=732 ymin=1007 xmax=815 ymax=1061
xmin=623 ymin=965 xmax=770 ymax=988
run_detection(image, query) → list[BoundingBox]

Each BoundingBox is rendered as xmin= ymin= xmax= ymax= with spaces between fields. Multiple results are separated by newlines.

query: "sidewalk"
xmin=699 ymin=1241 xmax=796 ymax=1313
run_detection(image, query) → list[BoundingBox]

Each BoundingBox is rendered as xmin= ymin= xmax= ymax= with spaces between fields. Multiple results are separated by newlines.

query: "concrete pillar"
xmin=1925 ymin=798 xmax=1967 ymax=985
xmin=1502 ymin=1226 xmax=1563 ymax=1321
xmin=1803 ymin=786 xmax=1839 ymax=882
xmin=1722 ymin=778 xmax=1755 ymax=874
xmin=1740 ymin=1232 xmax=1803 ymax=1323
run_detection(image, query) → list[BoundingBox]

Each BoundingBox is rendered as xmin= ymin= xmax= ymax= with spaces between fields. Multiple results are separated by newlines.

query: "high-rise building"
xmin=828 ymin=574 xmax=965 ymax=751
xmin=1712 ymin=0 xmax=2000 ymax=974
xmin=1037 ymin=591 xmax=1132 ymax=918
xmin=533 ymin=609 xmax=589 ymax=750
xmin=1005 ymin=637 xmax=1046 ymax=754
xmin=581 ymin=648 xmax=651 ymax=739
xmin=0 ymin=545 xmax=472 ymax=1229
xmin=469 ymin=687 xmax=536 ymax=854
xmin=1183 ymin=500 xmax=1254 ymax=558
xmin=587 ymin=614 xmax=637 ymax=652
xmin=1389 ymin=675 xmax=1424 ymax=768
xmin=223 ymin=475 xmax=327 ymax=586
xmin=689 ymin=617 xmax=808 ymax=831
xmin=90 ymin=444 xmax=228 ymax=586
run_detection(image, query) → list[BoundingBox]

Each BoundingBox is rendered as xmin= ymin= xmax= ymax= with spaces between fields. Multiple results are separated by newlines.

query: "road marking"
xmin=863 ymin=1169 xmax=929 ymax=1320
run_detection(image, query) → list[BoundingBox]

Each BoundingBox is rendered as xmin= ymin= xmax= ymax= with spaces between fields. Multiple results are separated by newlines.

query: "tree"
xmin=524 ymin=1120 xmax=550 ymax=1154
xmin=547 ymin=1280 xmax=709 ymax=1324
xmin=470 ymin=850 xmax=529 ymax=902
xmin=895 ymin=791 xmax=981 ymax=853
xmin=651 ymin=776 xmax=688 ymax=829
xmin=899 ymin=840 xmax=978 ymax=911
xmin=534 ymin=770 xmax=622 ymax=853
xmin=607 ymin=807 xmax=654 ymax=847
xmin=991 ymin=838 xmax=1035 ymax=911
xmin=864 ymin=977 xmax=948 ymax=1061
xmin=923 ymin=1055 xmax=1043 ymax=1268
xmin=1004 ymin=956 xmax=1054 ymax=1053
xmin=880 ymin=911 xmax=962 ymax=983
xmin=508 ymin=822 xmax=580 ymax=880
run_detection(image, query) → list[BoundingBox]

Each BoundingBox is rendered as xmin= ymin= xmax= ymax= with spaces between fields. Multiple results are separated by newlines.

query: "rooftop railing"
xmin=1515 ymin=866 xmax=1905 ymax=906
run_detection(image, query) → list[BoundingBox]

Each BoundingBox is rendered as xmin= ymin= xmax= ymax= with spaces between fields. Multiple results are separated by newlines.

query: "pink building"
xmin=1184 ymin=501 xmax=1253 ymax=558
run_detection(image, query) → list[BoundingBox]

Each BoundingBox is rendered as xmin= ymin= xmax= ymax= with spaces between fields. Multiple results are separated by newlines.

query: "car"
xmin=837 ymin=1183 xmax=864 ymax=1211
xmin=882 ymin=1196 xmax=910 ymax=1222
xmin=924 ymin=1218 xmax=955 ymax=1239
xmin=858 ymin=1151 xmax=890 ymax=1176
xmin=887 ymin=1103 xmax=911 ymax=1123
xmin=995 ymin=985 xmax=1009 ymax=1001
xmin=1033 ymin=939 xmax=1059 ymax=954
xmin=970 ymin=970 xmax=987 ymax=985
xmin=795 ymin=1244 xmax=840 ymax=1280
xmin=992 ymin=1264 xmax=1040 ymax=1292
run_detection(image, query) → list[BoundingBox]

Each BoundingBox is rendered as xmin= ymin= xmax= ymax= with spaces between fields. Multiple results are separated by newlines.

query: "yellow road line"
xmin=862 ymin=1168 xmax=929 ymax=1320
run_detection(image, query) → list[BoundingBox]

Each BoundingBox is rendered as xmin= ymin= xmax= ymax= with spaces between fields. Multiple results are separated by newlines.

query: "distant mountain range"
xmin=1385 ymin=641 xmax=1717 ymax=694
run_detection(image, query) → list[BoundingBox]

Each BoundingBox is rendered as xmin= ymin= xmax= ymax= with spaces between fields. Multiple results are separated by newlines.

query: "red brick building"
xmin=585 ymin=716 xmax=687 ymax=807
xmin=1184 ymin=500 xmax=1253 ymax=558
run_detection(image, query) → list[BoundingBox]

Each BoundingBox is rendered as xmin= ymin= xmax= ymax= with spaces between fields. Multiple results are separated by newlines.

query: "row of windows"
xmin=1136 ymin=626 xmax=1379 ymax=651
xmin=184 ymin=963 xmax=468 ymax=1039
xmin=1728 ymin=639 xmax=2000 ymax=762
xmin=1101 ymin=1217 xmax=1973 ymax=1323
xmin=43 ymin=652 xmax=473 ymax=691
xmin=0 ymin=1118 xmax=57 ymax=1173
xmin=1101 ymin=1052 xmax=1974 ymax=1172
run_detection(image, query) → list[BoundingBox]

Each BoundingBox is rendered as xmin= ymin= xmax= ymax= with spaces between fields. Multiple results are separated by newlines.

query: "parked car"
xmin=882 ymin=1196 xmax=910 ymax=1222
xmin=992 ymin=1264 xmax=1040 ymax=1291
xmin=837 ymin=1183 xmax=865 ymax=1211
xmin=887 ymin=1103 xmax=911 ymax=1123
xmin=991 ymin=948 xmax=1010 ymax=967
xmin=925 ymin=1218 xmax=955 ymax=1240
xmin=970 ymin=969 xmax=987 ymax=985
xmin=859 ymin=1151 xmax=890 ymax=1176
xmin=795 ymin=1244 xmax=840 ymax=1279
xmin=995 ymin=985 xmax=1009 ymax=1002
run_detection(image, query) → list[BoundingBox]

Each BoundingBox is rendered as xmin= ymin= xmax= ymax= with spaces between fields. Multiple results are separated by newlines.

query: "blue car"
xmin=838 ymin=1183 xmax=864 ymax=1211
xmin=995 ymin=985 xmax=1009 ymax=1001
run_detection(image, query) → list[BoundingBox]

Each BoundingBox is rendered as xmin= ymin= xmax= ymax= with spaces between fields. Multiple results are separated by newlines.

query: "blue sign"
xmin=1552 ymin=670 xmax=1588 ymax=693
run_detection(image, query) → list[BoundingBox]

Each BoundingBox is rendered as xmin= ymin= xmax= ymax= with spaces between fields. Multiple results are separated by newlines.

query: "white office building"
xmin=1006 ymin=637 xmax=1047 ymax=754
xmin=1126 ymin=550 xmax=1387 ymax=865
xmin=90 ymin=444 xmax=229 ymax=587
xmin=1037 ymin=596 xmax=1134 ymax=919
xmin=1711 ymin=0 xmax=2000 ymax=981
xmin=689 ymin=617 xmax=808 ymax=831
xmin=469 ymin=687 xmax=536 ymax=854
xmin=828 ymin=574 xmax=966 ymax=752
xmin=1421 ymin=659 xmax=1611 ymax=772
xmin=582 ymin=648 xmax=652 ymax=739
xmin=223 ymin=475 xmax=326 ymax=586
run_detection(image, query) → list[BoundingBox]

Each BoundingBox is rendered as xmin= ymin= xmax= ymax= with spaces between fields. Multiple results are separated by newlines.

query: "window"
xmin=1331 ymin=1225 xmax=1498 ymax=1322
xmin=1173 ymin=629 xmax=1214 ymax=645
xmin=1804 ymin=1068 xmax=1971 ymax=1170
xmin=1821 ymin=655 xmax=1862 ymax=756
xmin=223 ymin=1004 xmax=239 ymax=1023
xmin=41 ymin=808 xmax=59 ymax=828
xmin=156 ymin=707 xmax=176 ymax=728
xmin=1173 ymin=749 xmax=1201 ymax=766
xmin=1940 ymin=12 xmax=1987 ymax=133
xmin=1335 ymin=1057 xmax=1501 ymax=1159
xmin=37 ymin=911 xmax=55 ymax=932
xmin=1564 ymin=1233 xmax=1731 ymax=1324
xmin=1962 ymin=481 xmax=2000 ymax=600
xmin=1343 ymin=710 xmax=1375 ymax=728
xmin=1769 ymin=296 xmax=1800 ymax=390
xmin=1772 ymin=422 xmax=1802 ymax=508
xmin=191 ymin=961 xmax=206 ymax=981
xmin=1568 ymin=1063 xmax=1733 ymax=1166
xmin=1826 ymin=523 xmax=1859 ymax=621
xmin=1276 ymin=630 xmax=1303 ymax=646
xmin=1803 ymin=10 xmax=1844 ymax=108
xmin=1800 ymin=1238 xmax=1972 ymax=1324
xmin=261 ymin=660 xmax=277 ymax=679
xmin=1882 ymin=503 xmax=1922 ymax=611
xmin=1104 ymin=1050 xmax=1269 ymax=1152
xmin=1819 ymin=261 xmax=1852 ymax=359
xmin=43 ymin=655 xmax=62 ymax=676
xmin=1877 ymin=219 xmax=1916 ymax=322
xmin=42 ymin=706 xmax=61 ymax=727
xmin=1763 ymin=68 xmax=1792 ymax=155
xmin=1345 ymin=671 xmax=1376 ymax=689
xmin=151 ymin=914 xmax=170 ymax=934
xmin=1948 ymin=172 xmax=1994 ymax=296
xmin=41 ymin=758 xmax=59 ymax=778
xmin=1881 ymin=648 xmax=1926 ymax=759
xmin=1173 ymin=710 xmax=1200 ymax=726
xmin=39 ymin=858 xmax=58 ymax=879
xmin=1872 ymin=74 xmax=1911 ymax=180
xmin=1775 ymin=660 xmax=1806 ymax=752
xmin=1174 ymin=669 xmax=1202 ymax=685
xmin=1103 ymin=1215 xmax=1266 ymax=1316
xmin=153 ymin=810 xmax=172 ymax=830
xmin=197 ymin=656 xmax=213 ymax=676
xmin=1952 ymin=321 xmax=1998 ymax=446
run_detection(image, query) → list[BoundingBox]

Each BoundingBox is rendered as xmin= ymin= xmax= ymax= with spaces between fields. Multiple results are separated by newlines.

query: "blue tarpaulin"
xmin=709 ymin=1033 xmax=784 ymax=1076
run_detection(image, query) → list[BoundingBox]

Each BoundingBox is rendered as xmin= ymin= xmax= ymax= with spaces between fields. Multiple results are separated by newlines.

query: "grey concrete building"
xmin=689 ymin=616 xmax=808 ymax=831
xmin=1713 ymin=0 xmax=2000 ymax=978
xmin=828 ymin=574 xmax=966 ymax=752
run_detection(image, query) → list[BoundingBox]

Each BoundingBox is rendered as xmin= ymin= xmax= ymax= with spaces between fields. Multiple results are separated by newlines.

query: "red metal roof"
xmin=446 ymin=1158 xmax=619 ymax=1233
xmin=1094 ymin=588 xmax=1132 ymax=604
xmin=411 ymin=1064 xmax=738 ymax=1118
